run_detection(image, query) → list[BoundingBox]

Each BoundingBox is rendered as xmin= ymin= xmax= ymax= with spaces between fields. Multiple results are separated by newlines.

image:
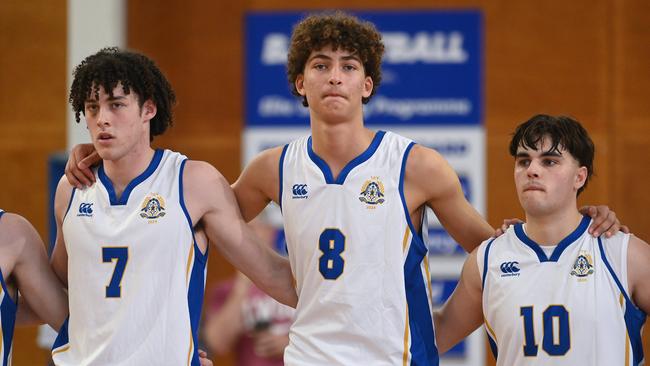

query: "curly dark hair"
xmin=69 ymin=47 xmax=176 ymax=141
xmin=287 ymin=11 xmax=385 ymax=107
xmin=509 ymin=114 xmax=595 ymax=196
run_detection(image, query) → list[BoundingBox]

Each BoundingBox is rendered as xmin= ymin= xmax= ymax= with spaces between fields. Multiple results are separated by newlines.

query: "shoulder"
xmin=247 ymin=146 xmax=285 ymax=173
xmin=182 ymin=160 xmax=230 ymax=196
xmin=54 ymin=175 xmax=75 ymax=218
xmin=404 ymin=144 xmax=460 ymax=199
xmin=0 ymin=212 xmax=39 ymax=261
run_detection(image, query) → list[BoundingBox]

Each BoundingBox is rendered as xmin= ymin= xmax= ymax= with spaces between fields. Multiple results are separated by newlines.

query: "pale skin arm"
xmin=433 ymin=248 xmax=484 ymax=354
xmin=628 ymin=235 xmax=650 ymax=314
xmin=405 ymin=145 xmax=622 ymax=252
xmin=50 ymin=176 xmax=73 ymax=288
xmin=405 ymin=145 xmax=493 ymax=252
xmin=182 ymin=160 xmax=297 ymax=308
xmin=1 ymin=213 xmax=68 ymax=329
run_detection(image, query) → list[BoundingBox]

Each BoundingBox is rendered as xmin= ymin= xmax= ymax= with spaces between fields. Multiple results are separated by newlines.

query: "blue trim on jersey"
xmin=481 ymin=238 xmax=496 ymax=290
xmin=486 ymin=330 xmax=498 ymax=359
xmin=514 ymin=215 xmax=591 ymax=262
xmin=187 ymin=249 xmax=207 ymax=366
xmin=63 ymin=187 xmax=77 ymax=221
xmin=0 ymin=290 xmax=16 ymax=366
xmin=278 ymin=144 xmax=288 ymax=211
xmin=0 ymin=269 xmax=16 ymax=310
xmin=52 ymin=316 xmax=70 ymax=351
xmin=404 ymin=236 xmax=439 ymax=365
xmin=597 ymin=237 xmax=647 ymax=365
xmin=306 ymin=130 xmax=386 ymax=185
xmin=98 ymin=149 xmax=164 ymax=206
xmin=398 ymin=142 xmax=428 ymax=255
xmin=179 ymin=159 xmax=208 ymax=263
xmin=0 ymin=210 xmax=4 ymax=219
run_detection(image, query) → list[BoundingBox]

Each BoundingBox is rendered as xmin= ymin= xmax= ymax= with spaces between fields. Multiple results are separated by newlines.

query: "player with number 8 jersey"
xmin=280 ymin=131 xmax=436 ymax=365
xmin=52 ymin=149 xmax=206 ymax=365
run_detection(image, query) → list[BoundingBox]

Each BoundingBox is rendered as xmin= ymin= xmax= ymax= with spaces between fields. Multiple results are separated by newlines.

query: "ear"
xmin=362 ymin=76 xmax=374 ymax=98
xmin=295 ymin=74 xmax=306 ymax=96
xmin=575 ymin=166 xmax=588 ymax=191
xmin=141 ymin=99 xmax=157 ymax=122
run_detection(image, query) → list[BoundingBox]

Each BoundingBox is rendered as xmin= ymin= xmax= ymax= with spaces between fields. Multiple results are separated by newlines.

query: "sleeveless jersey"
xmin=280 ymin=131 xmax=438 ymax=365
xmin=479 ymin=215 xmax=646 ymax=365
xmin=0 ymin=210 xmax=17 ymax=366
xmin=52 ymin=150 xmax=207 ymax=366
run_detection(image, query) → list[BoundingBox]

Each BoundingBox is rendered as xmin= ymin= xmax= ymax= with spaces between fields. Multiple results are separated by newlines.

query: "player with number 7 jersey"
xmin=280 ymin=131 xmax=437 ymax=365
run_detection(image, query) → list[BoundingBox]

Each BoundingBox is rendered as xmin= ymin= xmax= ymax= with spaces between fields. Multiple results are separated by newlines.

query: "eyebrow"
xmin=84 ymin=95 xmax=128 ymax=103
xmin=308 ymin=53 xmax=362 ymax=63
xmin=515 ymin=150 xmax=563 ymax=158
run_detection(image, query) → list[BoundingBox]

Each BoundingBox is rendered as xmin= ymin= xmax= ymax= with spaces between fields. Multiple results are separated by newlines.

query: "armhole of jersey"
xmin=62 ymin=187 xmax=77 ymax=222
xmin=179 ymin=159 xmax=207 ymax=263
xmin=598 ymin=236 xmax=641 ymax=311
xmin=481 ymin=238 xmax=496 ymax=290
xmin=0 ymin=267 xmax=17 ymax=310
xmin=278 ymin=144 xmax=289 ymax=212
xmin=398 ymin=142 xmax=427 ymax=254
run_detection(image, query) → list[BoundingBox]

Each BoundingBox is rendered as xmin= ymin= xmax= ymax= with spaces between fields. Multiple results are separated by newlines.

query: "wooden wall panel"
xmin=125 ymin=1 xmax=648 ymax=365
xmin=0 ymin=0 xmax=67 ymax=364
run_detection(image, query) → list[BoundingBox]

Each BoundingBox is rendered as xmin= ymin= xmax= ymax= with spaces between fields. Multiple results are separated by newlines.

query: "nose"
xmin=526 ymin=160 xmax=540 ymax=178
xmin=97 ymin=107 xmax=110 ymax=127
xmin=328 ymin=67 xmax=342 ymax=85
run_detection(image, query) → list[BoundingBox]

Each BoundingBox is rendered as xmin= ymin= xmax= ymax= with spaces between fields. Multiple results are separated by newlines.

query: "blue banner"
xmin=246 ymin=10 xmax=483 ymax=126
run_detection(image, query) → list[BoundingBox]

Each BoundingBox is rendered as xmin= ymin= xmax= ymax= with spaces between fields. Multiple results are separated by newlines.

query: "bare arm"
xmin=183 ymin=160 xmax=297 ymax=307
xmin=232 ymin=147 xmax=284 ymax=222
xmin=434 ymin=248 xmax=484 ymax=354
xmin=1 ymin=213 xmax=68 ymax=329
xmin=50 ymin=176 xmax=74 ymax=287
xmin=628 ymin=235 xmax=650 ymax=314
xmin=406 ymin=145 xmax=493 ymax=252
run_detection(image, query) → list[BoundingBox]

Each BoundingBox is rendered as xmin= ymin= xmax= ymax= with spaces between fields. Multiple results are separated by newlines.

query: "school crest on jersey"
xmin=359 ymin=177 xmax=385 ymax=207
xmin=570 ymin=251 xmax=594 ymax=278
xmin=139 ymin=193 xmax=166 ymax=220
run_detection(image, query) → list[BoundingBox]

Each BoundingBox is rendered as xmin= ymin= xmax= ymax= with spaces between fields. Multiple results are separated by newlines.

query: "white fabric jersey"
xmin=479 ymin=216 xmax=646 ymax=366
xmin=52 ymin=150 xmax=207 ymax=366
xmin=0 ymin=210 xmax=17 ymax=366
xmin=280 ymin=131 xmax=438 ymax=366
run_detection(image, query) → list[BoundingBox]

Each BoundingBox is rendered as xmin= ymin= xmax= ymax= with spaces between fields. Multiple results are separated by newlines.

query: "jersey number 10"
xmin=520 ymin=305 xmax=570 ymax=356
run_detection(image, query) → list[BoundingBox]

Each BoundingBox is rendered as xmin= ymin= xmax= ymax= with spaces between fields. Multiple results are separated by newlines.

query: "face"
xmin=514 ymin=136 xmax=587 ymax=218
xmin=83 ymin=83 xmax=156 ymax=162
xmin=295 ymin=45 xmax=373 ymax=124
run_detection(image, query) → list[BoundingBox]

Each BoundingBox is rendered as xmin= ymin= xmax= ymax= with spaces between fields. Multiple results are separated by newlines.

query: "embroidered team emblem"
xmin=359 ymin=177 xmax=385 ymax=206
xmin=139 ymin=193 xmax=166 ymax=220
xmin=570 ymin=251 xmax=594 ymax=278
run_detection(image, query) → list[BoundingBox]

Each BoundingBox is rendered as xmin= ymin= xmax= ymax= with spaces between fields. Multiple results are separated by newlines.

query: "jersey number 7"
xmin=102 ymin=247 xmax=129 ymax=298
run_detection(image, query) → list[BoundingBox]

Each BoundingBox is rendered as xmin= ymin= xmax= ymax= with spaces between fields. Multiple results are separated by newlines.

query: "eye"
xmin=343 ymin=64 xmax=357 ymax=71
xmin=111 ymin=103 xmax=125 ymax=109
xmin=516 ymin=158 xmax=530 ymax=167
xmin=313 ymin=64 xmax=327 ymax=70
xmin=85 ymin=104 xmax=98 ymax=113
xmin=543 ymin=159 xmax=558 ymax=166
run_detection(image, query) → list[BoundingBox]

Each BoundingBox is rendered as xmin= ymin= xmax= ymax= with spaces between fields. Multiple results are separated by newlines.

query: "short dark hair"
xmin=69 ymin=47 xmax=176 ymax=141
xmin=509 ymin=114 xmax=595 ymax=195
xmin=287 ymin=11 xmax=384 ymax=106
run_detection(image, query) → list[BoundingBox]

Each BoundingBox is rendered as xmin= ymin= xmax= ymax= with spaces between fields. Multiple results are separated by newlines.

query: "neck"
xmin=103 ymin=146 xmax=156 ymax=197
xmin=524 ymin=209 xmax=584 ymax=246
xmin=310 ymin=119 xmax=375 ymax=178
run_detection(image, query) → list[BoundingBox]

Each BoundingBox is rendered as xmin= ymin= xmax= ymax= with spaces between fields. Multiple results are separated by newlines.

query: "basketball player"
xmin=63 ymin=13 xmax=622 ymax=365
xmin=434 ymin=114 xmax=649 ymax=365
xmin=0 ymin=210 xmax=68 ymax=364
xmin=50 ymin=48 xmax=294 ymax=365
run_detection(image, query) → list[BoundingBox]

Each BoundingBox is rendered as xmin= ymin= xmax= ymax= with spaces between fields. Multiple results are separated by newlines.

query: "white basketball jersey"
xmin=52 ymin=149 xmax=207 ymax=366
xmin=280 ymin=131 xmax=438 ymax=365
xmin=479 ymin=216 xmax=646 ymax=365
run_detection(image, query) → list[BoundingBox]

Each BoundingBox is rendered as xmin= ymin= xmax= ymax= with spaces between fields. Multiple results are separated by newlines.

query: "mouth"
xmin=97 ymin=132 xmax=114 ymax=142
xmin=523 ymin=185 xmax=545 ymax=192
xmin=323 ymin=93 xmax=345 ymax=99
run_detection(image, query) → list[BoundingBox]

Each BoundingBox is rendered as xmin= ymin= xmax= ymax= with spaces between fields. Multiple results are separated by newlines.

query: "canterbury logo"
xmin=292 ymin=184 xmax=308 ymax=198
xmin=78 ymin=202 xmax=94 ymax=217
xmin=500 ymin=261 xmax=520 ymax=275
